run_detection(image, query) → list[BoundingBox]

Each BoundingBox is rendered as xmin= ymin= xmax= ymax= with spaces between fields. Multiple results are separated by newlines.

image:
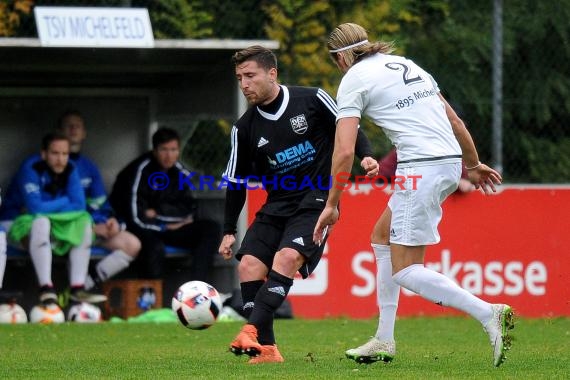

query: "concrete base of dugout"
xmin=2 ymin=252 xmax=238 ymax=320
xmin=2 ymin=195 xmax=240 ymax=319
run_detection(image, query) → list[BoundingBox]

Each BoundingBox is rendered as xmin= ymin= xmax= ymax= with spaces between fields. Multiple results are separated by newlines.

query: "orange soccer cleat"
xmin=230 ymin=324 xmax=262 ymax=356
xmin=248 ymin=344 xmax=284 ymax=364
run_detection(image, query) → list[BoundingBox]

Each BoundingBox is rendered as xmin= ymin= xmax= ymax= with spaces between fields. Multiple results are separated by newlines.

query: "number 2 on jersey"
xmin=385 ymin=62 xmax=424 ymax=85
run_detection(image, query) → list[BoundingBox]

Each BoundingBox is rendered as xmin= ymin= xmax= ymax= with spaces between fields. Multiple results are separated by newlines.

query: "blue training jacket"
xmin=0 ymin=154 xmax=85 ymax=220
xmin=69 ymin=153 xmax=114 ymax=224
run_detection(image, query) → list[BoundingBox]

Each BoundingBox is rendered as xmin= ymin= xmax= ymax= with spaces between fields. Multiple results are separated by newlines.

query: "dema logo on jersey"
xmin=268 ymin=140 xmax=316 ymax=174
xmin=290 ymin=114 xmax=308 ymax=134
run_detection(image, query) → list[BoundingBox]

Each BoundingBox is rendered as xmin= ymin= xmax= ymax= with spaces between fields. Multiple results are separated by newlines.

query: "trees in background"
xmin=0 ymin=0 xmax=33 ymax=36
xmin=0 ymin=0 xmax=568 ymax=182
xmin=400 ymin=0 xmax=570 ymax=182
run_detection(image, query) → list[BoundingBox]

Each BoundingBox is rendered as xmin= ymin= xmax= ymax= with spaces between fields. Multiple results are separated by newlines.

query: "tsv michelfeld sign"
xmin=34 ymin=7 xmax=154 ymax=48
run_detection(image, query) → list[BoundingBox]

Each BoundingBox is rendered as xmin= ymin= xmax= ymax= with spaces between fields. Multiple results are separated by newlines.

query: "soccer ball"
xmin=29 ymin=304 xmax=65 ymax=324
xmin=0 ymin=303 xmax=28 ymax=324
xmin=67 ymin=302 xmax=102 ymax=323
xmin=172 ymin=280 xmax=222 ymax=330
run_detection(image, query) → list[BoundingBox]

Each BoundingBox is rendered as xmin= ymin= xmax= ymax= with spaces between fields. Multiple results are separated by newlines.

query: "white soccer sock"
xmin=68 ymin=223 xmax=92 ymax=287
xmin=96 ymin=249 xmax=133 ymax=282
xmin=84 ymin=274 xmax=96 ymax=290
xmin=393 ymin=264 xmax=492 ymax=324
xmin=85 ymin=249 xmax=134 ymax=290
xmin=0 ymin=231 xmax=6 ymax=288
xmin=372 ymin=244 xmax=399 ymax=341
xmin=29 ymin=217 xmax=53 ymax=287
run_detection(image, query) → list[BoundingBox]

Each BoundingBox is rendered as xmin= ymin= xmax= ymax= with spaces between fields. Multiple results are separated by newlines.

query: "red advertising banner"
xmin=246 ymin=186 xmax=570 ymax=318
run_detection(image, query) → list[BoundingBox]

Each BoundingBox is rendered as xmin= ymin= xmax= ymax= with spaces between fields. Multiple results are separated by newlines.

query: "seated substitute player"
xmin=0 ymin=188 xmax=21 ymax=302
xmin=110 ymin=127 xmax=220 ymax=281
xmin=58 ymin=109 xmax=141 ymax=290
xmin=0 ymin=132 xmax=106 ymax=306
xmin=314 ymin=23 xmax=512 ymax=367
xmin=218 ymin=45 xmax=379 ymax=364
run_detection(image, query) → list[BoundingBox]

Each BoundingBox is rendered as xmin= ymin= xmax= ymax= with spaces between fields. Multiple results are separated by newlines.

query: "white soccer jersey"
xmin=336 ymin=54 xmax=461 ymax=162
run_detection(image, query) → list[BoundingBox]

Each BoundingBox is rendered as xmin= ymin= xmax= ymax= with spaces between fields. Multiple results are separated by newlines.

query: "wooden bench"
xmin=102 ymin=278 xmax=163 ymax=319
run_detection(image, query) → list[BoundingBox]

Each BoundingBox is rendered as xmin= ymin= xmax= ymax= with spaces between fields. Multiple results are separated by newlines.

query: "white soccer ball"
xmin=172 ymin=280 xmax=222 ymax=330
xmin=30 ymin=304 xmax=65 ymax=324
xmin=0 ymin=303 xmax=28 ymax=324
xmin=67 ymin=302 xmax=102 ymax=323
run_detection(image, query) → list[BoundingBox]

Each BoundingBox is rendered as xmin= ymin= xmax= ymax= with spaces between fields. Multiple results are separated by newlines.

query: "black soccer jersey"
xmin=223 ymin=85 xmax=337 ymax=216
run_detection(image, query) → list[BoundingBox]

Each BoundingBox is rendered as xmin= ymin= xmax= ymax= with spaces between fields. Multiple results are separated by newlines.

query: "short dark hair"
xmin=41 ymin=132 xmax=69 ymax=151
xmin=152 ymin=127 xmax=180 ymax=149
xmin=231 ymin=45 xmax=278 ymax=71
xmin=57 ymin=109 xmax=84 ymax=129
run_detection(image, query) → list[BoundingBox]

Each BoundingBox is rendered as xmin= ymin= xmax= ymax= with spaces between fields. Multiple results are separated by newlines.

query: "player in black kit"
xmin=218 ymin=45 xmax=378 ymax=364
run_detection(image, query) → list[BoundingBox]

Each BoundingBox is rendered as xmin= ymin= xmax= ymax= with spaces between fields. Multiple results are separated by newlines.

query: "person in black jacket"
xmin=110 ymin=128 xmax=220 ymax=280
xmin=219 ymin=45 xmax=378 ymax=364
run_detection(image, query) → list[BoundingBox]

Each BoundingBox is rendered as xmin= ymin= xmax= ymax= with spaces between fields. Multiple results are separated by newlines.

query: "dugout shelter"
xmin=0 ymin=37 xmax=279 ymax=307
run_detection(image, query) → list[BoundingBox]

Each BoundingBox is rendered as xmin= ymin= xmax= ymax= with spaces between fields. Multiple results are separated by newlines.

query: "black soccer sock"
xmin=249 ymin=270 xmax=293 ymax=345
xmin=240 ymin=280 xmax=265 ymax=319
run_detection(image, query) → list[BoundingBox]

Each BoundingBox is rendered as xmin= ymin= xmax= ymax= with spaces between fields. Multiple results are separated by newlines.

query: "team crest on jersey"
xmin=290 ymin=114 xmax=308 ymax=134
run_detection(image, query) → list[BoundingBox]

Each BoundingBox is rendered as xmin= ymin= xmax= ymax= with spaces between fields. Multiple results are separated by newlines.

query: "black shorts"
xmin=237 ymin=207 xmax=329 ymax=279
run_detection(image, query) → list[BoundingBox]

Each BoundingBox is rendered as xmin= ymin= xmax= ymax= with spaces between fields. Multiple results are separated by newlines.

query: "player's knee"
xmin=238 ymin=254 xmax=266 ymax=281
xmin=31 ymin=216 xmax=50 ymax=232
xmin=371 ymin=229 xmax=390 ymax=245
xmin=273 ymin=248 xmax=304 ymax=275
xmin=106 ymin=233 xmax=140 ymax=257
xmin=30 ymin=217 xmax=51 ymax=243
xmin=371 ymin=232 xmax=384 ymax=245
xmin=124 ymin=234 xmax=141 ymax=257
xmin=371 ymin=222 xmax=390 ymax=245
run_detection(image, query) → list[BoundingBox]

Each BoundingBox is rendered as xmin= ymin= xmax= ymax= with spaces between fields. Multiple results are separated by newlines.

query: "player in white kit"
xmin=313 ymin=23 xmax=514 ymax=367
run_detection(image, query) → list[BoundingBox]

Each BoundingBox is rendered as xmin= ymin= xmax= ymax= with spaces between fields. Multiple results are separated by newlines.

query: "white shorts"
xmin=388 ymin=160 xmax=461 ymax=246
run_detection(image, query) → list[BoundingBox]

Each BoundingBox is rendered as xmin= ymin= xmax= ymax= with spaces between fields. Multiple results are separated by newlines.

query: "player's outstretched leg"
xmin=248 ymin=344 xmax=284 ymax=364
xmin=345 ymin=337 xmax=395 ymax=364
xmin=230 ymin=324 xmax=262 ymax=356
xmin=483 ymin=304 xmax=515 ymax=367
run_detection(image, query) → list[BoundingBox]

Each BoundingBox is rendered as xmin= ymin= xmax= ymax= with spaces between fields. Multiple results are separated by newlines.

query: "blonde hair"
xmin=328 ymin=23 xmax=395 ymax=67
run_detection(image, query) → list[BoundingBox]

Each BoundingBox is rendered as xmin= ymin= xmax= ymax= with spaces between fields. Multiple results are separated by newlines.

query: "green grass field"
xmin=0 ymin=316 xmax=568 ymax=379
